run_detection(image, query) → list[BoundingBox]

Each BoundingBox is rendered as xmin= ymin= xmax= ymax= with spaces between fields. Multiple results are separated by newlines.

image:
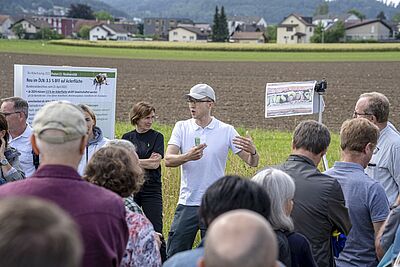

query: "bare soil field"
xmin=1 ymin=52 xmax=399 ymax=132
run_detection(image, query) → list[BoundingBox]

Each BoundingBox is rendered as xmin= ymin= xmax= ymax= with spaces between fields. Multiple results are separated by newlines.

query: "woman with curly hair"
xmin=84 ymin=145 xmax=161 ymax=267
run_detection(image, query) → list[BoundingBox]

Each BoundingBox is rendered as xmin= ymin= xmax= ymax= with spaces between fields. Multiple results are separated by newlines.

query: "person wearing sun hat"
xmin=165 ymin=83 xmax=259 ymax=258
xmin=0 ymin=101 xmax=129 ymax=267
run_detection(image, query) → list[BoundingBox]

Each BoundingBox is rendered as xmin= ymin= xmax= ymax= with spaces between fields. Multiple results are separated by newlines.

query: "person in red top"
xmin=0 ymin=101 xmax=128 ymax=267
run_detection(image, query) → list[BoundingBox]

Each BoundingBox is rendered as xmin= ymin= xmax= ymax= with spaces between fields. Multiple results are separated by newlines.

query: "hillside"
xmin=1 ymin=0 xmax=399 ymax=23
xmin=99 ymin=0 xmax=400 ymax=23
xmin=0 ymin=0 xmax=127 ymax=18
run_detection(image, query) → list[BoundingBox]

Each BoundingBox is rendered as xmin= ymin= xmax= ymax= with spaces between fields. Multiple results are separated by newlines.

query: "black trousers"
xmin=134 ymin=180 xmax=166 ymax=261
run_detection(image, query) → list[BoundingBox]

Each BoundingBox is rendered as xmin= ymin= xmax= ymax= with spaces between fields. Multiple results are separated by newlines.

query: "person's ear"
xmin=79 ymin=135 xmax=88 ymax=155
xmin=0 ymin=130 xmax=5 ymax=138
xmin=31 ymin=135 xmax=40 ymax=155
xmin=365 ymin=142 xmax=374 ymax=155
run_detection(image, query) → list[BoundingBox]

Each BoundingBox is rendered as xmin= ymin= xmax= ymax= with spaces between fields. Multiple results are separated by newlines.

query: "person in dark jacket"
xmin=274 ymin=120 xmax=351 ymax=267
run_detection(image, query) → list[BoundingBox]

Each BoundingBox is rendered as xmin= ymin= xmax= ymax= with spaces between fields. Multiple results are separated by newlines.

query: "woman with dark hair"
xmin=164 ymin=175 xmax=272 ymax=267
xmin=122 ymin=101 xmax=165 ymax=259
xmin=84 ymin=145 xmax=161 ymax=267
xmin=77 ymin=104 xmax=108 ymax=175
xmin=252 ymin=168 xmax=317 ymax=267
xmin=0 ymin=113 xmax=24 ymax=184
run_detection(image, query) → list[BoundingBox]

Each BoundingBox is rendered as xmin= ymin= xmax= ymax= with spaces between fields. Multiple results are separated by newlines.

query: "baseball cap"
xmin=186 ymin=84 xmax=216 ymax=102
xmin=32 ymin=101 xmax=87 ymax=144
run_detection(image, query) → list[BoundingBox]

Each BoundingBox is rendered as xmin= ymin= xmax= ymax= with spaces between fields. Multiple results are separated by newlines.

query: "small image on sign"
xmin=93 ymin=73 xmax=108 ymax=90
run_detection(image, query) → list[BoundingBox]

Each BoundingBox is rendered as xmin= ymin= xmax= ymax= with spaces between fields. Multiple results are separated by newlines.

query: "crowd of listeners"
xmin=0 ymin=86 xmax=398 ymax=267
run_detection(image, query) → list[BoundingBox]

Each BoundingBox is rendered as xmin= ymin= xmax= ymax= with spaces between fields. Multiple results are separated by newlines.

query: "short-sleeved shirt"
xmin=168 ymin=117 xmax=240 ymax=206
xmin=366 ymin=124 xmax=400 ymax=206
xmin=9 ymin=124 xmax=35 ymax=177
xmin=122 ymin=129 xmax=164 ymax=184
xmin=325 ymin=161 xmax=390 ymax=267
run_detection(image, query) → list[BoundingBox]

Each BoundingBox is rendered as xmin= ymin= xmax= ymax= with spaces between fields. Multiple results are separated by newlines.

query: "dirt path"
xmin=1 ymin=53 xmax=399 ymax=131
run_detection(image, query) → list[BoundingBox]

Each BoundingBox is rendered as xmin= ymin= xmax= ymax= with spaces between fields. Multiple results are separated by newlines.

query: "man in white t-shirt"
xmin=165 ymin=83 xmax=259 ymax=258
xmin=1 ymin=97 xmax=36 ymax=177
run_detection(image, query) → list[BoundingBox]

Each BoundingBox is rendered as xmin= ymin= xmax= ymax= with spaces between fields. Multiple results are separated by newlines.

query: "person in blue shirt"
xmin=325 ymin=118 xmax=390 ymax=267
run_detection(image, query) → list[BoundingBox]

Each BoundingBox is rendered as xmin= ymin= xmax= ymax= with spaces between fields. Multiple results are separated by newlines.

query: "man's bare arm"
xmin=165 ymin=144 xmax=207 ymax=167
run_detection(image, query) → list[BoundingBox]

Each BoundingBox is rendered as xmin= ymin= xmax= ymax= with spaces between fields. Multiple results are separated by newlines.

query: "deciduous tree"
xmin=348 ymin=9 xmax=366 ymax=21
xmin=67 ymin=4 xmax=95 ymax=20
xmin=12 ymin=23 xmax=25 ymax=39
xmin=78 ymin=25 xmax=91 ymax=39
xmin=94 ymin=11 xmax=113 ymax=21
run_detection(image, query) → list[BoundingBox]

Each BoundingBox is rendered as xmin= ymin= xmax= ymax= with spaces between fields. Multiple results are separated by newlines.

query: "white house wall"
xmin=277 ymin=15 xmax=314 ymax=44
xmin=169 ymin=28 xmax=201 ymax=42
xmin=90 ymin=27 xmax=109 ymax=41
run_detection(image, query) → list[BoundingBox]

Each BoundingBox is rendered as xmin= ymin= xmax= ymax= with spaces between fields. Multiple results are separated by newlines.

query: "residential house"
xmin=0 ymin=15 xmax=15 ymax=38
xmin=90 ymin=23 xmax=130 ymax=41
xmin=73 ymin=19 xmax=103 ymax=37
xmin=227 ymin=16 xmax=267 ymax=36
xmin=345 ymin=19 xmax=392 ymax=41
xmin=144 ymin=17 xmax=193 ymax=39
xmin=168 ymin=26 xmax=209 ymax=42
xmin=277 ymin=13 xmax=315 ymax=44
xmin=11 ymin=18 xmax=51 ymax=39
xmin=230 ymin=31 xmax=267 ymax=43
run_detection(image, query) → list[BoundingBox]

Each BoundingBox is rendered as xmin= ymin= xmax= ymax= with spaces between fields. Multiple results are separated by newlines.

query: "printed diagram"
xmin=265 ymin=81 xmax=316 ymax=118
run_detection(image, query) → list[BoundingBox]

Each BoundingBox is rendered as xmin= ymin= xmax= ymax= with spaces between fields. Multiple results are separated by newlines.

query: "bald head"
xmin=202 ymin=210 xmax=278 ymax=267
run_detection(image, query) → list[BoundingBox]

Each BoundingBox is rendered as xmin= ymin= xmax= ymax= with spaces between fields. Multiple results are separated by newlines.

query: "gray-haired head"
xmin=105 ymin=139 xmax=137 ymax=154
xmin=292 ymin=120 xmax=330 ymax=155
xmin=252 ymin=168 xmax=295 ymax=232
xmin=358 ymin=92 xmax=389 ymax=123
xmin=1 ymin=97 xmax=29 ymax=119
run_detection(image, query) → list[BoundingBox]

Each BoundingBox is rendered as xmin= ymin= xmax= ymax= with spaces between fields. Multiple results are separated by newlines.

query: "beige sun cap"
xmin=32 ymin=101 xmax=87 ymax=144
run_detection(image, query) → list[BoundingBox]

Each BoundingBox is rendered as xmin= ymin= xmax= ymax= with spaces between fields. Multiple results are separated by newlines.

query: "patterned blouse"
xmin=120 ymin=208 xmax=162 ymax=267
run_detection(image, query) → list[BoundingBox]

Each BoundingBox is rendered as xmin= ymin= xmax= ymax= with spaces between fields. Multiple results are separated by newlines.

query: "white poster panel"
xmin=14 ymin=64 xmax=117 ymax=138
xmin=265 ymin=81 xmax=317 ymax=118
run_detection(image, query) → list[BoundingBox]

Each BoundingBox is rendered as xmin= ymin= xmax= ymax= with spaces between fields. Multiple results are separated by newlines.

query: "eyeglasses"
xmin=353 ymin=111 xmax=373 ymax=117
xmin=0 ymin=111 xmax=21 ymax=117
xmin=186 ymin=99 xmax=212 ymax=104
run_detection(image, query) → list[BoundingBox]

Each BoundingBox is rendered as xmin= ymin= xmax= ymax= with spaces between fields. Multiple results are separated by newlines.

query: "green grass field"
xmin=115 ymin=121 xmax=341 ymax=240
xmin=1 ymin=39 xmax=400 ymax=62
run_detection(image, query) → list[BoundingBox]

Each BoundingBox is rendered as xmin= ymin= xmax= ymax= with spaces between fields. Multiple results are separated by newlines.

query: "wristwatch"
xmin=0 ymin=158 xmax=8 ymax=166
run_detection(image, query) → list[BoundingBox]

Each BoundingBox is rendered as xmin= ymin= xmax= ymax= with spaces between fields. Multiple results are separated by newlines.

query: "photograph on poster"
xmin=265 ymin=81 xmax=316 ymax=118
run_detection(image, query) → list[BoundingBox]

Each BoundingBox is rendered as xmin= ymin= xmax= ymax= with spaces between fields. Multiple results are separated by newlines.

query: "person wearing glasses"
xmin=353 ymin=92 xmax=400 ymax=207
xmin=165 ymin=83 xmax=259 ymax=258
xmin=0 ymin=97 xmax=36 ymax=177
xmin=0 ymin=113 xmax=25 ymax=184
xmin=122 ymin=101 xmax=166 ymax=261
xmin=325 ymin=118 xmax=389 ymax=267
